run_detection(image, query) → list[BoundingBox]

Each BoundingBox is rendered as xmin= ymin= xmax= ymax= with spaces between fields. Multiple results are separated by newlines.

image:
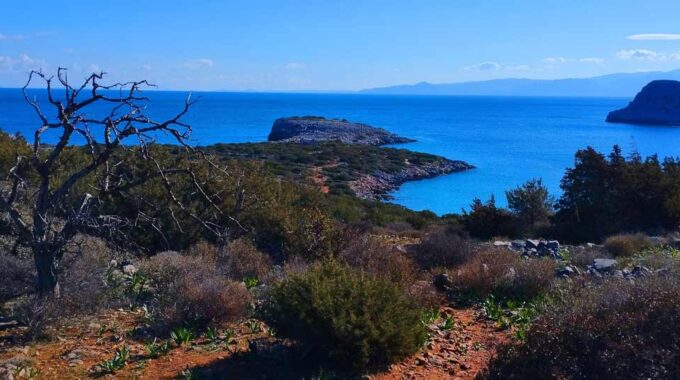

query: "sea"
xmin=2 ymin=89 xmax=679 ymax=215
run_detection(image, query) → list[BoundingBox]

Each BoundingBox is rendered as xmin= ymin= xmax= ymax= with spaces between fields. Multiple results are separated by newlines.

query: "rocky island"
xmin=606 ymin=80 xmax=680 ymax=125
xmin=209 ymin=117 xmax=474 ymax=200
xmin=268 ymin=116 xmax=416 ymax=145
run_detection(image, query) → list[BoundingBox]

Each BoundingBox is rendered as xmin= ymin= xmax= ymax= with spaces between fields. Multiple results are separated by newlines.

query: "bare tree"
xmin=0 ymin=69 xmax=230 ymax=296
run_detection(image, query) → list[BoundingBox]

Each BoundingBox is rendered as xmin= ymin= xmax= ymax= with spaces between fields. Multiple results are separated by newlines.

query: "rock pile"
xmin=493 ymin=239 xmax=562 ymax=259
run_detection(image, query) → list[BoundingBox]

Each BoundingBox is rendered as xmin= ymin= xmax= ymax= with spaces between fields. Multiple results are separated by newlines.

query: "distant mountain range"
xmin=360 ymin=70 xmax=680 ymax=97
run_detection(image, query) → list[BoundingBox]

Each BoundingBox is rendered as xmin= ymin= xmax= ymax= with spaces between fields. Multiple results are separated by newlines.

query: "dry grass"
xmin=140 ymin=252 xmax=251 ymax=329
xmin=413 ymin=226 xmax=472 ymax=269
xmin=484 ymin=274 xmax=680 ymax=379
xmin=569 ymin=244 xmax=610 ymax=268
xmin=0 ymin=251 xmax=34 ymax=302
xmin=340 ymin=235 xmax=419 ymax=289
xmin=452 ymin=248 xmax=555 ymax=301
xmin=603 ymin=233 xmax=651 ymax=257
xmin=222 ymin=238 xmax=273 ymax=281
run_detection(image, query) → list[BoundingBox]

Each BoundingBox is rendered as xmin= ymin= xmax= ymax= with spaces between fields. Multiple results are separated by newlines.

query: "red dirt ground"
xmin=0 ymin=306 xmax=508 ymax=379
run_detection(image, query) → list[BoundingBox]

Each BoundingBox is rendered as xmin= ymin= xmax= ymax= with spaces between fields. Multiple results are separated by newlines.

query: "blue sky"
xmin=2 ymin=0 xmax=680 ymax=91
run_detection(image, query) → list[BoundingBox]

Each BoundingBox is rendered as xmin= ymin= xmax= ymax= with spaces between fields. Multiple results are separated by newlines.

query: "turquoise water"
xmin=1 ymin=89 xmax=679 ymax=214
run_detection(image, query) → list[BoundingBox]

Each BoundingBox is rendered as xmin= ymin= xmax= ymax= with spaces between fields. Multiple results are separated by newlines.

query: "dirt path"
xmin=0 ymin=307 xmax=508 ymax=379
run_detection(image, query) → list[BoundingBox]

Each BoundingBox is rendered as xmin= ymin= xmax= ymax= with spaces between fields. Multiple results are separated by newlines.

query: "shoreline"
xmin=350 ymin=159 xmax=474 ymax=200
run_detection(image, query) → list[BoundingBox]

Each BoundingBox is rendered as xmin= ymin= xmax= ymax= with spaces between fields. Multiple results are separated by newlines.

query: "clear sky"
xmin=2 ymin=0 xmax=680 ymax=91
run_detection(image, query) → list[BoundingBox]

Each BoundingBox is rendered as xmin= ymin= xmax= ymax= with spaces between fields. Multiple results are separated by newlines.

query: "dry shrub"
xmin=604 ymin=233 xmax=651 ymax=257
xmin=186 ymin=239 xmax=272 ymax=281
xmin=185 ymin=241 xmax=221 ymax=263
xmin=0 ymin=251 xmax=34 ymax=302
xmin=223 ymin=238 xmax=272 ymax=281
xmin=414 ymin=226 xmax=471 ymax=269
xmin=282 ymin=255 xmax=311 ymax=277
xmin=483 ymin=274 xmax=680 ymax=380
xmin=140 ymin=252 xmax=250 ymax=329
xmin=13 ymin=238 xmax=118 ymax=339
xmin=452 ymin=248 xmax=555 ymax=301
xmin=569 ymin=244 xmax=609 ymax=268
xmin=340 ymin=235 xmax=418 ymax=289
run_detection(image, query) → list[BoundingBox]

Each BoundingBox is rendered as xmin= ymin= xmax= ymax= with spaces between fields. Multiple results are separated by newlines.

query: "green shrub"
xmin=260 ymin=261 xmax=427 ymax=372
xmin=414 ymin=226 xmax=471 ymax=268
xmin=483 ymin=275 xmax=680 ymax=380
xmin=462 ymin=197 xmax=519 ymax=240
xmin=603 ymin=233 xmax=651 ymax=257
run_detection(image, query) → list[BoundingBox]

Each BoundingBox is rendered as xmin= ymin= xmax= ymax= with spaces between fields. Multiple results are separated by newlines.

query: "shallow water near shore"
xmin=2 ymin=89 xmax=679 ymax=214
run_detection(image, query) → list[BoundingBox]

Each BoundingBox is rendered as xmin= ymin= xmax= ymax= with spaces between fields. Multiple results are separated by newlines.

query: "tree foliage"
xmin=505 ymin=178 xmax=553 ymax=230
xmin=553 ymin=146 xmax=680 ymax=242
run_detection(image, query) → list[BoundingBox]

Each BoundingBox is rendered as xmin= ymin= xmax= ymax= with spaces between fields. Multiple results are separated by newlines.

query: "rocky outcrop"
xmin=606 ymin=80 xmax=680 ymax=125
xmin=350 ymin=159 xmax=474 ymax=200
xmin=268 ymin=116 xmax=415 ymax=145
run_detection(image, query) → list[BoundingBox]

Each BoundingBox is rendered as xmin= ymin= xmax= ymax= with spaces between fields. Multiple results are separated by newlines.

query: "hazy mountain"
xmin=360 ymin=70 xmax=680 ymax=97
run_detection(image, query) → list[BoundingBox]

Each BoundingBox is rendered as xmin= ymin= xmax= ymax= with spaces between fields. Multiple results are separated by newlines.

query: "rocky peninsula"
xmin=350 ymin=159 xmax=473 ymax=200
xmin=268 ymin=116 xmax=416 ymax=145
xmin=606 ymin=80 xmax=680 ymax=125
xmin=259 ymin=116 xmax=474 ymax=200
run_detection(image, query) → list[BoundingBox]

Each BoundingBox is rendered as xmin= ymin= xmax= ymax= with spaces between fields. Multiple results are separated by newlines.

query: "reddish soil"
xmin=0 ymin=306 xmax=508 ymax=379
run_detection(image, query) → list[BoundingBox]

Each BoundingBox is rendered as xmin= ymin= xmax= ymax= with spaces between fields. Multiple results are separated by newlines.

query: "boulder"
xmin=525 ymin=239 xmax=540 ymax=249
xmin=592 ymin=258 xmax=618 ymax=272
xmin=546 ymin=240 xmax=560 ymax=251
xmin=122 ymin=264 xmax=137 ymax=274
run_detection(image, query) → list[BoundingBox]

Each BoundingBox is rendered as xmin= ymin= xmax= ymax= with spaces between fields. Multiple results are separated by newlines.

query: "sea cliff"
xmin=268 ymin=116 xmax=415 ymax=145
xmin=606 ymin=80 xmax=680 ymax=125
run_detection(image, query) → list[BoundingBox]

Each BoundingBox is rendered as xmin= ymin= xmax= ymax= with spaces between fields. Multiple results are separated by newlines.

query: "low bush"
xmin=483 ymin=274 xmax=680 ymax=379
xmin=140 ymin=252 xmax=251 ymax=329
xmin=603 ymin=233 xmax=651 ymax=257
xmin=13 ymin=239 xmax=121 ymax=339
xmin=414 ymin=226 xmax=471 ymax=268
xmin=568 ymin=244 xmax=609 ymax=268
xmin=222 ymin=238 xmax=273 ymax=281
xmin=260 ymin=261 xmax=427 ymax=372
xmin=0 ymin=250 xmax=34 ymax=302
xmin=452 ymin=249 xmax=555 ymax=301
xmin=339 ymin=235 xmax=418 ymax=289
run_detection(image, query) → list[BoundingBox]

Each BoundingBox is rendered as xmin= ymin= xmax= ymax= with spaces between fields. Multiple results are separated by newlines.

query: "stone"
xmin=546 ymin=240 xmax=560 ymax=250
xmin=556 ymin=265 xmax=576 ymax=277
xmin=493 ymin=241 xmax=511 ymax=247
xmin=592 ymin=258 xmax=618 ymax=272
xmin=122 ymin=264 xmax=137 ymax=274
xmin=525 ymin=239 xmax=540 ymax=249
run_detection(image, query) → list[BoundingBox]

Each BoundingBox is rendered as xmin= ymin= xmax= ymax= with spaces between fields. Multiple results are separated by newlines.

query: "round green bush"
xmin=261 ymin=261 xmax=427 ymax=372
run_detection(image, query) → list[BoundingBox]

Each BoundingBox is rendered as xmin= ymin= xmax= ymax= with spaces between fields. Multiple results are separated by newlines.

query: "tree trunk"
xmin=34 ymin=248 xmax=60 ymax=297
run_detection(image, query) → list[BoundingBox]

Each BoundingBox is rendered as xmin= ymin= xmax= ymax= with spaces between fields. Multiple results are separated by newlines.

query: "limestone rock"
xmin=268 ymin=116 xmax=415 ymax=145
xmin=606 ymin=80 xmax=680 ymax=125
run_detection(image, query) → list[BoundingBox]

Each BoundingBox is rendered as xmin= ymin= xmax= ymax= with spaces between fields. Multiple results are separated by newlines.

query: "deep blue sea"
xmin=2 ymin=89 xmax=679 ymax=215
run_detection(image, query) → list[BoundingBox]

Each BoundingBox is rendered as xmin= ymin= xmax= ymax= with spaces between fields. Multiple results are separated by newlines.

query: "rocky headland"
xmin=268 ymin=116 xmax=416 ymax=145
xmin=263 ymin=116 xmax=474 ymax=199
xmin=606 ymin=80 xmax=680 ymax=125
xmin=350 ymin=159 xmax=473 ymax=200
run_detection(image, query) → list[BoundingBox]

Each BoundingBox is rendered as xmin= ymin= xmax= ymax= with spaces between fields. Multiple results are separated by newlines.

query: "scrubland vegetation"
xmin=1 ymin=73 xmax=680 ymax=378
